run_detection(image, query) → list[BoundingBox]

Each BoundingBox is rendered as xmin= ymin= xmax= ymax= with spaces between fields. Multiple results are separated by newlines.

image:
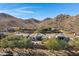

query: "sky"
xmin=0 ymin=3 xmax=79 ymax=20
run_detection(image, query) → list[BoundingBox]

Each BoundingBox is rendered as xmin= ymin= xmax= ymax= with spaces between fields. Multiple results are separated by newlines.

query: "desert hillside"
xmin=0 ymin=13 xmax=79 ymax=34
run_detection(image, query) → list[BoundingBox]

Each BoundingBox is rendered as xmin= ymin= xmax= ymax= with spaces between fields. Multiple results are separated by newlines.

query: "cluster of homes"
xmin=0 ymin=26 xmax=63 ymax=33
xmin=0 ymin=26 xmax=74 ymax=43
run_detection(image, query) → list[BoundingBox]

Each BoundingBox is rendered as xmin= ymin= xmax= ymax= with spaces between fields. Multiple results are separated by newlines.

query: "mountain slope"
xmin=0 ymin=13 xmax=39 ymax=30
xmin=0 ymin=13 xmax=79 ymax=34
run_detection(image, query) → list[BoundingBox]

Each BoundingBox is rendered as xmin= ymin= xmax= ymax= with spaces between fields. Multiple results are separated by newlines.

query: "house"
xmin=42 ymin=28 xmax=62 ymax=34
xmin=19 ymin=29 xmax=35 ymax=34
xmin=56 ymin=33 xmax=70 ymax=42
xmin=0 ymin=32 xmax=7 ymax=39
xmin=30 ymin=33 xmax=47 ymax=41
xmin=4 ymin=27 xmax=20 ymax=32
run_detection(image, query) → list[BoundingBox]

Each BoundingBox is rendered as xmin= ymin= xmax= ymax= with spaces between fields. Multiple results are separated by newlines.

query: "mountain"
xmin=24 ymin=18 xmax=40 ymax=29
xmin=54 ymin=14 xmax=79 ymax=34
xmin=0 ymin=13 xmax=39 ymax=30
xmin=38 ymin=14 xmax=79 ymax=34
xmin=0 ymin=13 xmax=79 ymax=34
xmin=43 ymin=18 xmax=53 ymax=21
xmin=0 ymin=13 xmax=25 ymax=30
xmin=38 ymin=14 xmax=70 ymax=27
xmin=62 ymin=15 xmax=79 ymax=34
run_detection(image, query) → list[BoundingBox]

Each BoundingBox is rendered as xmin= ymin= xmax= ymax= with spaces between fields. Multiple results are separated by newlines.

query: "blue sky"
xmin=0 ymin=3 xmax=79 ymax=20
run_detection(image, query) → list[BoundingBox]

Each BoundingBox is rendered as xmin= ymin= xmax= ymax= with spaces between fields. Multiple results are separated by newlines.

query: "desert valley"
xmin=0 ymin=13 xmax=79 ymax=56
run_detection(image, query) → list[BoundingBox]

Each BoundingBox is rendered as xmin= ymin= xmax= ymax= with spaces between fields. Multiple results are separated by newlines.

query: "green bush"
xmin=14 ymin=37 xmax=32 ymax=48
xmin=69 ymin=38 xmax=79 ymax=48
xmin=42 ymin=38 xmax=69 ymax=50
xmin=0 ymin=35 xmax=32 ymax=48
xmin=35 ymin=27 xmax=52 ymax=33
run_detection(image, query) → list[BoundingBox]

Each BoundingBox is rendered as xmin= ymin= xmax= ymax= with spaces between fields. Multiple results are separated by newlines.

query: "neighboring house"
xmin=30 ymin=33 xmax=47 ymax=41
xmin=4 ymin=27 xmax=20 ymax=32
xmin=56 ymin=33 xmax=70 ymax=42
xmin=19 ymin=29 xmax=35 ymax=34
xmin=43 ymin=28 xmax=62 ymax=34
xmin=0 ymin=32 xmax=7 ymax=39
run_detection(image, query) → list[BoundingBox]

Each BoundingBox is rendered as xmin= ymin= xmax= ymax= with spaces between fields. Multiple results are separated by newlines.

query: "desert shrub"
xmin=42 ymin=38 xmax=69 ymax=50
xmin=69 ymin=38 xmax=79 ymax=48
xmin=35 ymin=27 xmax=44 ymax=33
xmin=41 ymin=38 xmax=48 ymax=44
xmin=35 ymin=27 xmax=52 ymax=33
xmin=14 ymin=37 xmax=32 ymax=48
xmin=0 ymin=39 xmax=9 ymax=48
xmin=0 ymin=35 xmax=32 ymax=48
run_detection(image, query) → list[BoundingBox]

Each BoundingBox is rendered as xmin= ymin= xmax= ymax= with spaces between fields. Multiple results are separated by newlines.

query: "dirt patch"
xmin=0 ymin=48 xmax=79 ymax=56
